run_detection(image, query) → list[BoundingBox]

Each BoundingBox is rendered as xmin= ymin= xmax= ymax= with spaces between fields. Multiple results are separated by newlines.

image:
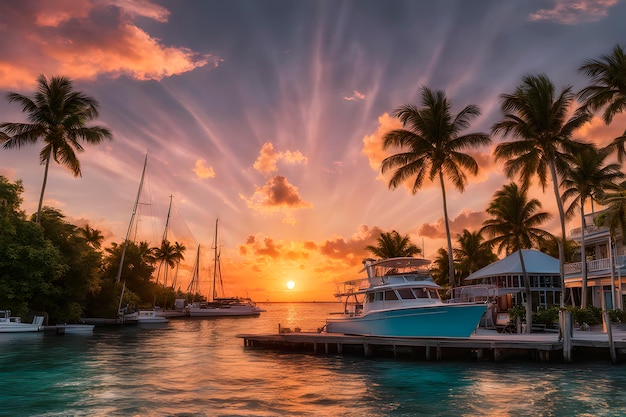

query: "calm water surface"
xmin=1 ymin=302 xmax=626 ymax=417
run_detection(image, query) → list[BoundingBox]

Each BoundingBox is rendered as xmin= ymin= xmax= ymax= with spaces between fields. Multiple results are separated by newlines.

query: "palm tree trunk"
xmin=519 ymin=249 xmax=533 ymax=334
xmin=439 ymin=171 xmax=456 ymax=288
xmin=580 ymin=201 xmax=588 ymax=307
xmin=36 ymin=149 xmax=52 ymax=224
xmin=549 ymin=160 xmax=567 ymax=307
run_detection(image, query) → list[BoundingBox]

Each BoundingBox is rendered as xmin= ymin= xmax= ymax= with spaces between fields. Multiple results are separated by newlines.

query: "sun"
xmin=286 ymin=280 xmax=295 ymax=290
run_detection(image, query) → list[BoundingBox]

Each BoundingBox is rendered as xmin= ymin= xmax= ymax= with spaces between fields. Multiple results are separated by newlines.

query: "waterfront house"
xmin=564 ymin=212 xmax=626 ymax=310
xmin=465 ymin=249 xmax=561 ymax=313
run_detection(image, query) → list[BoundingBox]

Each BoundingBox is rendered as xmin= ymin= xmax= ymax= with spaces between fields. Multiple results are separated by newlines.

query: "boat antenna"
xmin=116 ymin=153 xmax=148 ymax=283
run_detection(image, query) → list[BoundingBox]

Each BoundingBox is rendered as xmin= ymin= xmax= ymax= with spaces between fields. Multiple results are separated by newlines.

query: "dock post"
xmin=364 ymin=342 xmax=373 ymax=358
xmin=337 ymin=343 xmax=343 ymax=355
xmin=476 ymin=348 xmax=484 ymax=362
xmin=561 ymin=310 xmax=573 ymax=363
xmin=604 ymin=311 xmax=617 ymax=364
xmin=426 ymin=346 xmax=431 ymax=360
xmin=325 ymin=343 xmax=329 ymax=355
xmin=436 ymin=346 xmax=442 ymax=361
xmin=313 ymin=342 xmax=318 ymax=354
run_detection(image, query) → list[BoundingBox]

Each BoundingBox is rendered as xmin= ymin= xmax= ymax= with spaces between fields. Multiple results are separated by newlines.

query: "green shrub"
xmin=533 ymin=306 xmax=560 ymax=328
xmin=568 ymin=306 xmax=602 ymax=326
xmin=608 ymin=309 xmax=626 ymax=323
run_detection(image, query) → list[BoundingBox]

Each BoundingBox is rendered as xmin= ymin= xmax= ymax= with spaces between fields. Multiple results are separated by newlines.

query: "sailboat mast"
xmin=115 ymin=153 xmax=148 ymax=283
xmin=212 ymin=219 xmax=219 ymax=301
xmin=162 ymin=195 xmax=172 ymax=242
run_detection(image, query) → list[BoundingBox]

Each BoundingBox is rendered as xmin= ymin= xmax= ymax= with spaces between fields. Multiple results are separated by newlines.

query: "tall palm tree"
xmin=578 ymin=45 xmax=626 ymax=161
xmin=365 ymin=230 xmax=421 ymax=259
xmin=381 ymin=87 xmax=491 ymax=288
xmin=561 ymin=145 xmax=624 ymax=307
xmin=0 ymin=74 xmax=112 ymax=224
xmin=453 ymin=229 xmax=498 ymax=281
xmin=80 ymin=224 xmax=104 ymax=250
xmin=481 ymin=183 xmax=553 ymax=333
xmin=492 ymin=74 xmax=592 ymax=307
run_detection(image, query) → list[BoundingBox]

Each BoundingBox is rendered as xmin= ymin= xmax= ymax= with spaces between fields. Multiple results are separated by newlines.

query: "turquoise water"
xmin=1 ymin=303 xmax=626 ymax=416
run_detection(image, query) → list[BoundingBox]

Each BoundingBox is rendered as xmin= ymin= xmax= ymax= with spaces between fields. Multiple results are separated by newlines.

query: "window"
xmin=374 ymin=292 xmax=384 ymax=301
xmin=397 ymin=288 xmax=416 ymax=299
xmin=413 ymin=288 xmax=428 ymax=298
xmin=384 ymin=290 xmax=398 ymax=300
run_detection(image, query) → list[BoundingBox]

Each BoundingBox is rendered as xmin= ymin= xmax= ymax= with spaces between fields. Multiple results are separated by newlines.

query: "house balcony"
xmin=564 ymin=255 xmax=626 ymax=276
xmin=569 ymin=225 xmax=608 ymax=239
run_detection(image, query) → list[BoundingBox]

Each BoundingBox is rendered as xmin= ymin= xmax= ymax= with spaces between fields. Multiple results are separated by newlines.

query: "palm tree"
xmin=80 ymin=224 xmax=104 ymax=250
xmin=365 ymin=230 xmax=421 ymax=259
xmin=152 ymin=240 xmax=177 ymax=287
xmin=453 ymin=229 xmax=498 ymax=281
xmin=430 ymin=248 xmax=452 ymax=287
xmin=170 ymin=241 xmax=186 ymax=290
xmin=597 ymin=180 xmax=626 ymax=243
xmin=492 ymin=74 xmax=592 ymax=307
xmin=381 ymin=87 xmax=491 ymax=288
xmin=0 ymin=74 xmax=112 ymax=224
xmin=578 ymin=45 xmax=626 ymax=161
xmin=481 ymin=183 xmax=553 ymax=333
xmin=561 ymin=145 xmax=624 ymax=307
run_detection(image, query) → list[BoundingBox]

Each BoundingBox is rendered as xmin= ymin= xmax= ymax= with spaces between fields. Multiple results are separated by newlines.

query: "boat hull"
xmin=325 ymin=303 xmax=487 ymax=338
xmin=187 ymin=306 xmax=262 ymax=317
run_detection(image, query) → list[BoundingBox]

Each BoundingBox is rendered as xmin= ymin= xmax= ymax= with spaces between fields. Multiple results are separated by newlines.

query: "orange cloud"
xmin=253 ymin=142 xmax=307 ymax=174
xmin=362 ymin=112 xmax=402 ymax=172
xmin=0 ymin=1 xmax=217 ymax=88
xmin=193 ymin=159 xmax=216 ymax=179
xmin=240 ymin=175 xmax=312 ymax=224
xmin=529 ymin=0 xmax=618 ymax=24
xmin=576 ymin=113 xmax=626 ymax=147
xmin=418 ymin=210 xmax=488 ymax=239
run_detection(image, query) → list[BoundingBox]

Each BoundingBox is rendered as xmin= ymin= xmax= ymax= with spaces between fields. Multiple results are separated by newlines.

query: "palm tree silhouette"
xmin=381 ymin=87 xmax=491 ymax=288
xmin=0 ymin=75 xmax=112 ymax=224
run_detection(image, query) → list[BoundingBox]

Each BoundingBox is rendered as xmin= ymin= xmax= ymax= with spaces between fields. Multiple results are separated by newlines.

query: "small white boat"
xmin=0 ymin=310 xmax=45 ymax=333
xmin=325 ymin=257 xmax=487 ymax=338
xmin=137 ymin=309 xmax=169 ymax=324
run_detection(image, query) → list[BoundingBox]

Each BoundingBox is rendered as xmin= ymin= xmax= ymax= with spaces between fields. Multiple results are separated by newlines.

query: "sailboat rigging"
xmin=186 ymin=219 xmax=263 ymax=317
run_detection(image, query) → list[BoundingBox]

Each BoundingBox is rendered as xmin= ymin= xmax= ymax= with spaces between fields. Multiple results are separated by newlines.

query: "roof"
xmin=465 ymin=249 xmax=559 ymax=281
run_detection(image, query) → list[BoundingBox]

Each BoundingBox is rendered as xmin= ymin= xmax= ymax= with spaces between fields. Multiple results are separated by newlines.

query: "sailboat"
xmin=187 ymin=219 xmax=264 ymax=317
xmin=83 ymin=154 xmax=149 ymax=326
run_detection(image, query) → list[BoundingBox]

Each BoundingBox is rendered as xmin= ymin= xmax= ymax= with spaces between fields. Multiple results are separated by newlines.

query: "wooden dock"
xmin=238 ymin=327 xmax=626 ymax=363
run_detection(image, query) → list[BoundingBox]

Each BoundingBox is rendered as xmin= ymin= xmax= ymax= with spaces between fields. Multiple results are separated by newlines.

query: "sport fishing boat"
xmin=325 ymin=257 xmax=487 ymax=338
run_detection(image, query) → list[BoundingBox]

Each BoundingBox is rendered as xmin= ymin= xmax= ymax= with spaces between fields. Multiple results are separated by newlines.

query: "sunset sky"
xmin=1 ymin=0 xmax=625 ymax=302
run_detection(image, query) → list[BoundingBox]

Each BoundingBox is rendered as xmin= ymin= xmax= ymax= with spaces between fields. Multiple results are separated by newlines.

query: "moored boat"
xmin=137 ymin=309 xmax=169 ymax=324
xmin=325 ymin=257 xmax=487 ymax=338
xmin=186 ymin=219 xmax=263 ymax=318
xmin=0 ymin=310 xmax=45 ymax=333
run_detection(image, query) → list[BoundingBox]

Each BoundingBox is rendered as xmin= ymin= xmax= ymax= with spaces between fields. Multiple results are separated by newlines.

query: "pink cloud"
xmin=529 ymin=0 xmax=618 ymax=24
xmin=0 ymin=1 xmax=217 ymax=88
xmin=252 ymin=142 xmax=307 ymax=174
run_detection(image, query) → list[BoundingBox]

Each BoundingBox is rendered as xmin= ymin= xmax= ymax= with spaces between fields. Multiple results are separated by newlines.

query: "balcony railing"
xmin=569 ymin=225 xmax=606 ymax=238
xmin=564 ymin=255 xmax=626 ymax=275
